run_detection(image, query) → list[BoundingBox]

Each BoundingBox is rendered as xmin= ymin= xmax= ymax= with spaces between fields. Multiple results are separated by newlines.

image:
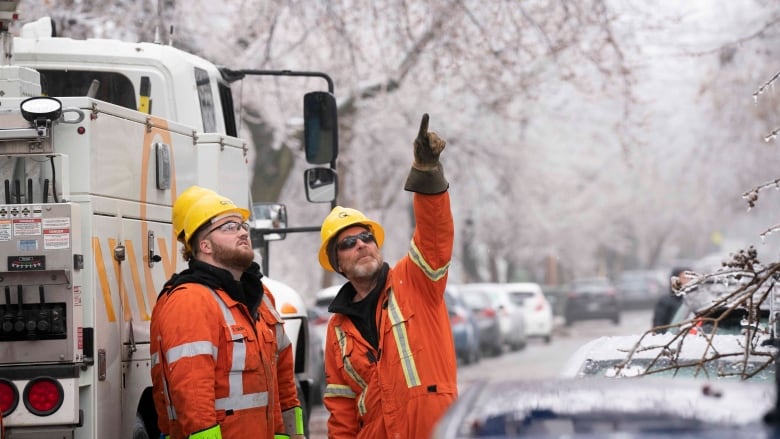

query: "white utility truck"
xmin=0 ymin=2 xmax=339 ymax=438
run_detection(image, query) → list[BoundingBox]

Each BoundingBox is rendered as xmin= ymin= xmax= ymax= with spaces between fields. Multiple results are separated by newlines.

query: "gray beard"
xmin=349 ymin=256 xmax=383 ymax=280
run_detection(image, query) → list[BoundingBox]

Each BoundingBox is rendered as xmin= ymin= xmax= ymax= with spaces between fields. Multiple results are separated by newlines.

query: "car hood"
xmin=434 ymin=377 xmax=778 ymax=438
xmin=560 ymin=333 xmax=776 ymax=379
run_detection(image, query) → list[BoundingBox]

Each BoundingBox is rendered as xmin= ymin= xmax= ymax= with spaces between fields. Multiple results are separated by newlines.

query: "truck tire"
xmin=133 ymin=413 xmax=151 ymax=439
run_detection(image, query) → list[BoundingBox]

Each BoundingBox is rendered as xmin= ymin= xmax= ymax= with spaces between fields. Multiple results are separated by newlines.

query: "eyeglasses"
xmin=336 ymin=231 xmax=376 ymax=251
xmin=206 ymin=220 xmax=250 ymax=236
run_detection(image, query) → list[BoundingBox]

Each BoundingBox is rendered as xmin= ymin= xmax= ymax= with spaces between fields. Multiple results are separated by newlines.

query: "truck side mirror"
xmin=251 ymin=202 xmax=287 ymax=243
xmin=304 ymin=91 xmax=338 ymax=164
xmin=304 ymin=168 xmax=337 ymax=203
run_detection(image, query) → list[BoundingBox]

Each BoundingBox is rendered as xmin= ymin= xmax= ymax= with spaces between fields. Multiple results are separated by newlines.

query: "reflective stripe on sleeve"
xmin=323 ymin=384 xmax=356 ymax=399
xmin=165 ymin=341 xmax=218 ymax=364
xmin=408 ymin=239 xmax=450 ymax=282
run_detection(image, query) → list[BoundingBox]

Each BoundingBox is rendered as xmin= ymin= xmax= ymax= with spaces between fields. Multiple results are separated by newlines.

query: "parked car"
xmin=668 ymin=271 xmax=772 ymax=336
xmin=499 ymin=282 xmax=553 ymax=343
xmin=616 ymin=269 xmax=666 ymax=309
xmin=306 ymin=307 xmax=328 ymax=405
xmin=445 ymin=286 xmax=481 ymax=365
xmin=313 ymin=284 xmax=343 ymax=312
xmin=560 ymin=332 xmax=775 ymax=381
xmin=564 ymin=277 xmax=620 ymax=326
xmin=261 ymin=277 xmax=317 ymax=428
xmin=432 ymin=377 xmax=779 ymax=438
xmin=308 ymin=284 xmax=342 ymax=405
xmin=460 ymin=283 xmax=527 ymax=351
xmin=457 ymin=285 xmax=504 ymax=357
xmin=310 ymin=284 xmax=342 ymax=354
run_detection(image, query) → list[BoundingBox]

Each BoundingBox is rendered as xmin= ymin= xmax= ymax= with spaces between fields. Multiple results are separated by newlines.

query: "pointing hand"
xmin=412 ymin=113 xmax=446 ymax=171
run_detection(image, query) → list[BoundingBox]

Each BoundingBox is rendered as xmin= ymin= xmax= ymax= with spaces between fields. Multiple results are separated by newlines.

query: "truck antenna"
xmin=153 ymin=0 xmax=162 ymax=44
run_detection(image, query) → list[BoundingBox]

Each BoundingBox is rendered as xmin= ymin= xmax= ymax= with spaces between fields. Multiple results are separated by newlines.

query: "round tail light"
xmin=24 ymin=377 xmax=63 ymax=416
xmin=0 ymin=379 xmax=19 ymax=416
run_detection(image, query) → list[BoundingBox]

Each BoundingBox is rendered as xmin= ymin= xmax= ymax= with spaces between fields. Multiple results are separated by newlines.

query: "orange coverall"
xmin=323 ymin=192 xmax=457 ymax=438
xmin=151 ymin=271 xmax=298 ymax=438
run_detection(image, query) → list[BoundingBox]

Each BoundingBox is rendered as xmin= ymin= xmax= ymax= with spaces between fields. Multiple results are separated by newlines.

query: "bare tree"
xmin=16 ymin=1 xmax=780 ymax=300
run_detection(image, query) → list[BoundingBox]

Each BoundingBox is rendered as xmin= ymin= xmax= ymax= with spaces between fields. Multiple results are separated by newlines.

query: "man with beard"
xmin=319 ymin=114 xmax=456 ymax=438
xmin=150 ymin=190 xmax=303 ymax=439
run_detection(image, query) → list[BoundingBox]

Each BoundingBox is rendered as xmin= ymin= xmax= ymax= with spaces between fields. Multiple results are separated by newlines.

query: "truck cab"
xmin=0 ymin=8 xmax=336 ymax=439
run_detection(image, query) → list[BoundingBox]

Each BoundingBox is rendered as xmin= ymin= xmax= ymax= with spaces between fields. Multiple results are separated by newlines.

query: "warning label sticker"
xmin=43 ymin=217 xmax=70 ymax=250
xmin=13 ymin=218 xmax=42 ymax=236
xmin=0 ymin=220 xmax=10 ymax=241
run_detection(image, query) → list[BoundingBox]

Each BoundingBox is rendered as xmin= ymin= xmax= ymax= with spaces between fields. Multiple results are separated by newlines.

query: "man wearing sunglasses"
xmin=318 ymin=114 xmax=456 ymax=439
xmin=150 ymin=190 xmax=304 ymax=439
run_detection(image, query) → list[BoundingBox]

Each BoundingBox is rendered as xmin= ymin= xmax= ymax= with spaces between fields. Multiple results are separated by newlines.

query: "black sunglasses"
xmin=336 ymin=231 xmax=376 ymax=251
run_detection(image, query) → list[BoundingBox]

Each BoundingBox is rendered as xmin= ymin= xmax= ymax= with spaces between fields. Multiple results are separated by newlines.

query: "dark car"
xmin=564 ymin=277 xmax=620 ymax=326
xmin=457 ymin=285 xmax=504 ymax=357
xmin=616 ymin=269 xmax=665 ymax=309
xmin=432 ymin=377 xmax=779 ymax=438
xmin=669 ymin=272 xmax=771 ymax=336
xmin=445 ymin=286 xmax=481 ymax=365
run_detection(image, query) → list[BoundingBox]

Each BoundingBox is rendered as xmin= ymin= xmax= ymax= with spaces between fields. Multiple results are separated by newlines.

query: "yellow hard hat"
xmin=182 ymin=192 xmax=250 ymax=251
xmin=318 ymin=206 xmax=384 ymax=272
xmin=172 ymin=186 xmax=217 ymax=242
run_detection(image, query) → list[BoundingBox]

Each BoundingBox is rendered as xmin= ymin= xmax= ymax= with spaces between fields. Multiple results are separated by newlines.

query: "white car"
xmin=497 ymin=282 xmax=553 ymax=343
xmin=261 ymin=277 xmax=318 ymax=420
xmin=459 ymin=283 xmax=527 ymax=351
xmin=561 ymin=333 xmax=775 ymax=381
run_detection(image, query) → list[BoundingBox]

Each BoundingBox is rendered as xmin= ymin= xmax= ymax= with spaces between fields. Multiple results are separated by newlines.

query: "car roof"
xmin=315 ymin=284 xmax=343 ymax=299
xmin=499 ymin=282 xmax=543 ymax=294
xmin=459 ymin=282 xmax=513 ymax=296
xmin=313 ymin=284 xmax=344 ymax=308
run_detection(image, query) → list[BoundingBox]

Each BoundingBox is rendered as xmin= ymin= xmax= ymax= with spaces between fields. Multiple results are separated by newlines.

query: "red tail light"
xmin=0 ymin=379 xmax=18 ymax=416
xmin=24 ymin=377 xmax=63 ymax=415
xmin=314 ymin=315 xmax=329 ymax=325
xmin=534 ymin=298 xmax=546 ymax=312
xmin=481 ymin=308 xmax=497 ymax=318
xmin=450 ymin=313 xmax=466 ymax=325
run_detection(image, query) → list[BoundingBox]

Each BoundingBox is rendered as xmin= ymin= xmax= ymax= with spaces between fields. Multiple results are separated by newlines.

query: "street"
xmin=307 ymin=308 xmax=653 ymax=438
